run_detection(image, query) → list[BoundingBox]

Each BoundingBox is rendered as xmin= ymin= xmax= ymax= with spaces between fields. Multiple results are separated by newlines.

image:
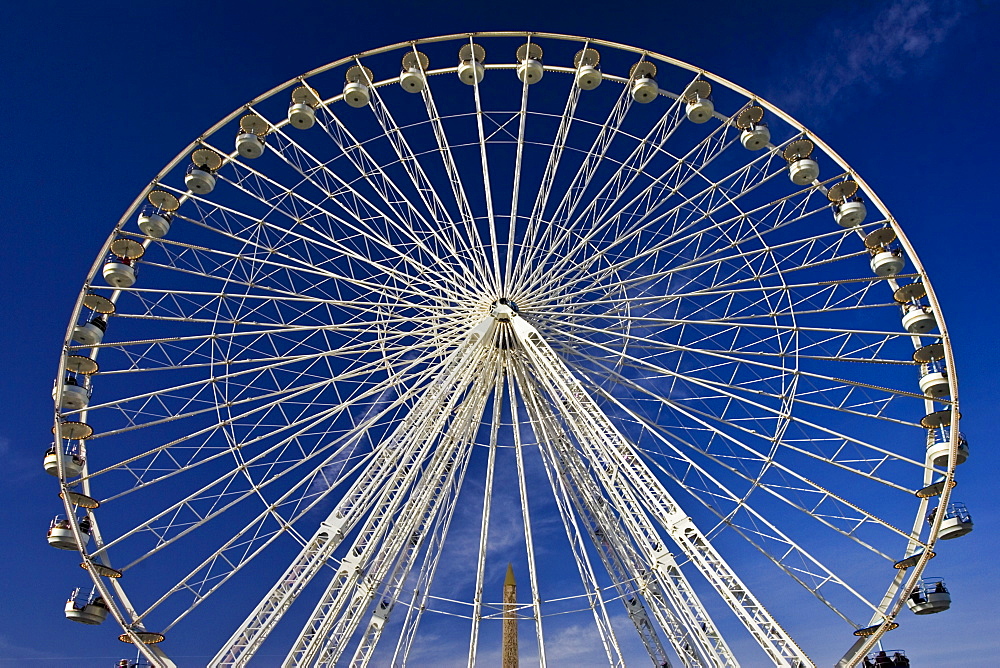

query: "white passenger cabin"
xmin=73 ymin=316 xmax=107 ymax=346
xmin=576 ymin=64 xmax=602 ymax=89
xmin=926 ymin=431 xmax=969 ymax=467
xmin=735 ymin=106 xmax=770 ymax=150
xmin=906 ymin=577 xmax=951 ymax=615
xmin=870 ymin=249 xmax=903 ymax=276
xmin=573 ymin=47 xmax=602 ymax=90
xmin=741 ymin=124 xmax=770 ymax=150
xmin=683 ymin=80 xmax=714 ymax=123
xmin=784 ymin=139 xmax=819 ymax=185
xmin=399 ymin=68 xmax=424 ymax=92
xmin=834 ymin=199 xmax=867 ymax=227
xmin=918 ymin=360 xmax=949 ymax=398
xmin=48 ymin=515 xmax=90 ymax=550
xmin=901 ymin=305 xmax=936 ymax=334
xmin=103 ymin=257 xmax=136 ymax=288
xmin=458 ymin=43 xmax=486 ymax=84
xmin=517 ymin=59 xmax=543 ymax=83
xmin=138 ymin=210 xmax=171 ymax=238
xmin=629 ymin=62 xmax=658 ymax=103
xmin=185 ymin=164 xmax=216 ymax=194
xmin=288 ymin=103 xmax=315 ymax=127
xmin=516 ymin=42 xmax=544 ymax=84
xmin=398 ymin=51 xmax=429 ymax=93
xmin=44 ymin=444 xmax=84 ymax=477
xmin=65 ymin=587 xmax=109 ymax=625
xmin=936 ymin=502 xmax=974 ymax=540
xmin=53 ymin=374 xmax=91 ymax=411
xmin=184 ymin=148 xmax=223 ymax=194
xmin=631 ymin=77 xmax=657 ymax=102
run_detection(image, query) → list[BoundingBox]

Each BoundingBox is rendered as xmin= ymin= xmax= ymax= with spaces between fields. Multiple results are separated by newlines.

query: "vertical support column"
xmin=213 ymin=319 xmax=495 ymax=667
xmin=514 ymin=361 xmax=664 ymax=664
xmin=344 ymin=365 xmax=496 ymax=668
xmin=511 ymin=314 xmax=810 ymax=667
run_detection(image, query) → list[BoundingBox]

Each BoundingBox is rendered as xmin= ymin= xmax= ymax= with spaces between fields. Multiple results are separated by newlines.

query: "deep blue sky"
xmin=1 ymin=0 xmax=997 ymax=665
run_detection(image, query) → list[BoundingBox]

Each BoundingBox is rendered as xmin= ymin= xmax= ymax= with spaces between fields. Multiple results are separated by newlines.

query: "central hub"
xmin=490 ymin=298 xmax=520 ymax=321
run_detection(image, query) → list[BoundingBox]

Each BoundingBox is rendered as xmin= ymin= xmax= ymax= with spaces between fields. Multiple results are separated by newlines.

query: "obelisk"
xmin=502 ymin=563 xmax=518 ymax=668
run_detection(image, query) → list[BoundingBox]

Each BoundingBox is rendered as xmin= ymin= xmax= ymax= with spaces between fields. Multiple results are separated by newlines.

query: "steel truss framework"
xmin=51 ymin=32 xmax=963 ymax=668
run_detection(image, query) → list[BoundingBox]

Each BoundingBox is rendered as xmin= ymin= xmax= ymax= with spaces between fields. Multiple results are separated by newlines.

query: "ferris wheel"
xmin=47 ymin=32 xmax=973 ymax=668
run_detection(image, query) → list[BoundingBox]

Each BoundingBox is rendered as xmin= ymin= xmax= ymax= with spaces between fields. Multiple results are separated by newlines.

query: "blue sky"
xmin=1 ymin=0 xmax=998 ymax=666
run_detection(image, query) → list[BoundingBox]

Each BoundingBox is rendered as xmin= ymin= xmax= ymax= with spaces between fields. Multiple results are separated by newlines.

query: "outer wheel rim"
xmin=52 ymin=32 xmax=960 ymax=667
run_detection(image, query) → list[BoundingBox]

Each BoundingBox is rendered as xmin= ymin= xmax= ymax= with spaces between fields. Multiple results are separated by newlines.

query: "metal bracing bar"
xmin=513 ymin=70 xmax=582 ymax=294
xmin=509 ymin=315 xmax=811 ymax=668
xmin=521 ymin=408 xmax=688 ymax=667
xmin=210 ymin=429 xmax=408 ymax=667
xmin=284 ymin=320 xmax=499 ymax=665
xmin=362 ymin=76 xmax=488 ymax=296
xmin=340 ymin=66 xmax=483 ymax=287
xmin=351 ymin=352 xmax=496 ymax=666
xmin=345 ymin=364 xmax=493 ymax=668
xmin=395 ymin=365 xmax=507 ymax=668
xmin=523 ymin=370 xmax=785 ymax=666
xmin=542 ymin=409 xmax=735 ymax=668
xmin=650 ymin=552 xmax=734 ymax=668
xmin=284 ymin=449 xmax=427 ymax=666
xmin=285 ymin=447 xmax=428 ymax=666
xmin=510 ymin=362 xmax=641 ymax=667
xmin=524 ymin=92 xmax=691 ymax=284
xmin=519 ymin=107 xmax=744 ymax=298
xmin=213 ymin=319 xmax=497 ymax=667
xmin=283 ymin=342 xmax=495 ymax=667
xmin=416 ymin=58 xmax=493 ymax=284
xmin=513 ymin=78 xmax=636 ymax=288
xmin=519 ymin=133 xmax=803 ymax=304
xmin=531 ymin=445 xmax=626 ymax=667
xmin=467 ymin=37 xmax=503 ymax=295
xmin=466 ymin=361 xmax=508 ymax=666
xmin=503 ymin=34 xmax=540 ymax=290
xmin=390 ymin=370 xmax=496 ymax=667
xmin=309 ymin=360 xmax=497 ymax=666
xmin=202 ymin=155 xmax=463 ymax=307
xmin=509 ymin=363 xmax=549 ymax=667
xmin=512 ymin=330 xmax=731 ymax=667
xmin=211 ymin=347 xmax=479 ymax=662
xmin=513 ymin=359 xmax=714 ymax=668
xmin=237 ymin=122 xmax=464 ymax=293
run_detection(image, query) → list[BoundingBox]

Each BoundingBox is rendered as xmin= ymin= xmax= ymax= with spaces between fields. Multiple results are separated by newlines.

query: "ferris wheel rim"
xmin=51 ymin=31 xmax=962 ymax=667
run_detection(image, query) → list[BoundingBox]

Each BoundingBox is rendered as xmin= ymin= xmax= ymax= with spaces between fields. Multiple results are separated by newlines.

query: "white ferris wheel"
xmin=48 ymin=32 xmax=972 ymax=668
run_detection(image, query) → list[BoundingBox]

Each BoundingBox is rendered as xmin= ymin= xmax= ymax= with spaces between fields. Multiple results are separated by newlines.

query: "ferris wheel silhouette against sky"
xmin=44 ymin=30 xmax=977 ymax=668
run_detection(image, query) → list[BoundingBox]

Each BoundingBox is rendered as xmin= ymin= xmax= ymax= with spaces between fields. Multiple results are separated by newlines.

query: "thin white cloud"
xmin=767 ymin=0 xmax=973 ymax=119
xmin=304 ymin=383 xmax=400 ymax=499
xmin=0 ymin=633 xmax=60 ymax=660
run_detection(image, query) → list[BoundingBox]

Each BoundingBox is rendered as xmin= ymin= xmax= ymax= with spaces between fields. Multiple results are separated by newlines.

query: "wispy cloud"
xmin=766 ymin=0 xmax=974 ymax=120
xmin=305 ymin=384 xmax=400 ymax=500
xmin=0 ymin=633 xmax=60 ymax=661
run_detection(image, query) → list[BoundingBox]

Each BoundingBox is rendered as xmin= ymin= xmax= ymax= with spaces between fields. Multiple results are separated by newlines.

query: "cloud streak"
xmin=767 ymin=0 xmax=974 ymax=119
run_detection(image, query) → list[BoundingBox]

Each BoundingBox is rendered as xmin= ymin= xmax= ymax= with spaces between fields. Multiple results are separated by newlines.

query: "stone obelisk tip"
xmin=502 ymin=563 xmax=518 ymax=667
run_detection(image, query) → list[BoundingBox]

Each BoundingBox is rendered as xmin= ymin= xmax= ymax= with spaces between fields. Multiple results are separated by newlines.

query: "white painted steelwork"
xmin=50 ymin=32 xmax=965 ymax=668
